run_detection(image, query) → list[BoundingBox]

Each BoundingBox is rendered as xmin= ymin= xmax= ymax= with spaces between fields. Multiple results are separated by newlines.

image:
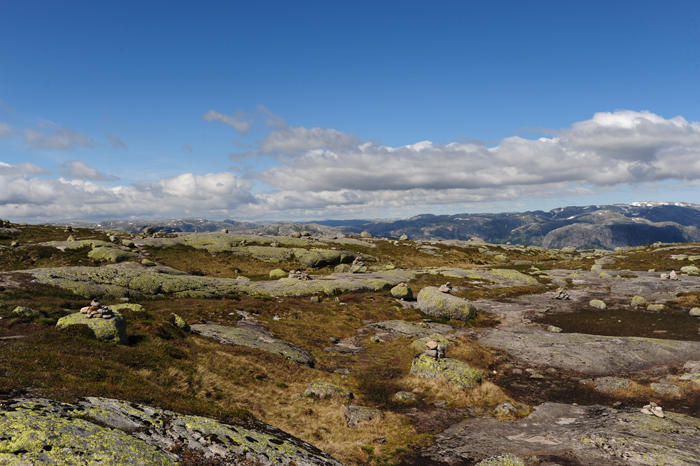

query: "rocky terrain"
xmin=1 ymin=219 xmax=700 ymax=465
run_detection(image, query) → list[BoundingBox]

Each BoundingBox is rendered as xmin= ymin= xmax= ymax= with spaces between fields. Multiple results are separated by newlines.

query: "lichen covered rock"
xmin=304 ymin=382 xmax=353 ymax=399
xmin=88 ymin=246 xmax=138 ymax=263
xmin=594 ymin=377 xmax=631 ymax=394
xmin=56 ymin=312 xmax=128 ymax=344
xmin=589 ymin=299 xmax=607 ymax=310
xmin=294 ymin=248 xmax=355 ymax=268
xmin=390 ymin=282 xmax=413 ymax=300
xmin=476 ymin=453 xmax=525 ymax=466
xmin=410 ymin=353 xmax=482 ymax=389
xmin=417 ymin=286 xmax=477 ymax=321
xmin=12 ymin=306 xmax=43 ymax=318
xmin=411 ymin=334 xmax=452 ymax=350
xmin=631 ymin=295 xmax=647 ymax=308
xmin=270 ymin=268 xmax=288 ymax=278
xmin=0 ymin=397 xmax=344 ymax=466
xmin=191 ymin=323 xmax=314 ymax=367
xmin=108 ymin=303 xmax=146 ymax=313
xmin=344 ymin=405 xmax=382 ymax=428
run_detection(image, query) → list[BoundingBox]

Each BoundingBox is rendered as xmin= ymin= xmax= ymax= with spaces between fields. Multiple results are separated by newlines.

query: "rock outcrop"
xmin=0 ymin=397 xmax=343 ymax=466
xmin=417 ymin=286 xmax=477 ymax=321
xmin=421 ymin=402 xmax=700 ymax=465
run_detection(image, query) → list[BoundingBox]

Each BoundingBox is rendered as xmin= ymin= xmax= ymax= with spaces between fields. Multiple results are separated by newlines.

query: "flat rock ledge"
xmin=421 ymin=402 xmax=700 ymax=466
xmin=0 ymin=397 xmax=344 ymax=466
xmin=192 ymin=323 xmax=314 ymax=367
xmin=478 ymin=329 xmax=700 ymax=375
xmin=23 ymin=265 xmax=414 ymax=300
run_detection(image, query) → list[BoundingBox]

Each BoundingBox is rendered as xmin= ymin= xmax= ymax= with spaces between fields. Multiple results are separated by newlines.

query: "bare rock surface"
xmin=421 ymin=402 xmax=700 ymax=465
xmin=192 ymin=310 xmax=314 ymax=367
xmin=0 ymin=397 xmax=344 ymax=466
xmin=477 ymin=329 xmax=700 ymax=375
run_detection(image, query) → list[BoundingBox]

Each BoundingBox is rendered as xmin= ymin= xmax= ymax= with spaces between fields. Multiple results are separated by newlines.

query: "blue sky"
xmin=1 ymin=1 xmax=699 ymax=222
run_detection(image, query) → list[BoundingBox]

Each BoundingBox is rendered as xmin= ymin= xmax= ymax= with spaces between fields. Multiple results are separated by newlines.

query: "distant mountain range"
xmin=320 ymin=202 xmax=700 ymax=250
xmin=56 ymin=202 xmax=700 ymax=250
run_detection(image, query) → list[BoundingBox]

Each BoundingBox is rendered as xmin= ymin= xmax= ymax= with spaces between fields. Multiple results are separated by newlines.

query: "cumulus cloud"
xmin=0 ymin=171 xmax=256 ymax=222
xmin=202 ymin=110 xmax=253 ymax=136
xmin=4 ymin=110 xmax=700 ymax=222
xmin=257 ymin=105 xmax=287 ymax=129
xmin=260 ymin=126 xmax=361 ymax=156
xmin=23 ymin=123 xmax=93 ymax=151
xmin=0 ymin=121 xmax=16 ymax=139
xmin=253 ymin=111 xmax=700 ymax=197
xmin=0 ymin=162 xmax=50 ymax=176
xmin=55 ymin=160 xmax=120 ymax=181
xmin=108 ymin=134 xmax=126 ymax=149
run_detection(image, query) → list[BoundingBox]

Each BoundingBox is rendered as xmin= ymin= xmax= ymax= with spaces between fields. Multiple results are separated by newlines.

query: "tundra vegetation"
xmin=1 ymin=222 xmax=700 ymax=465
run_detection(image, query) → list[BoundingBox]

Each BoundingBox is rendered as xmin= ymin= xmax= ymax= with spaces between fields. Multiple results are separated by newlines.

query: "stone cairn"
xmin=352 ymin=256 xmax=365 ymax=267
xmin=438 ymin=282 xmax=453 ymax=293
xmin=660 ymin=270 xmax=679 ymax=280
xmin=640 ymin=401 xmax=664 ymax=418
xmin=80 ymin=300 xmax=115 ymax=320
xmin=424 ymin=340 xmax=446 ymax=360
xmin=288 ymin=270 xmax=312 ymax=281
xmin=555 ymin=288 xmax=570 ymax=300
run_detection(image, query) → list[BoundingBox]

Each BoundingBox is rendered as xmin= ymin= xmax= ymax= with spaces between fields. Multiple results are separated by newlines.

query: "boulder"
xmin=593 ymin=377 xmax=631 ymax=394
xmin=344 ymin=405 xmax=382 ymax=428
xmin=294 ymin=249 xmax=354 ymax=268
xmin=290 ymin=232 xmax=302 ymax=238
xmin=631 ymin=295 xmax=647 ymax=308
xmin=589 ymin=299 xmax=607 ymax=310
xmin=393 ymin=391 xmax=416 ymax=402
xmin=56 ymin=312 xmax=128 ymax=344
xmin=681 ymin=265 xmax=700 ymax=276
xmin=690 ymin=308 xmax=700 ymax=317
xmin=12 ymin=306 xmax=43 ymax=318
xmin=399 ymin=234 xmax=408 ymax=241
xmin=410 ymin=353 xmax=482 ymax=389
xmin=390 ymin=283 xmax=413 ymax=300
xmin=88 ymin=247 xmax=138 ymax=263
xmin=647 ymin=304 xmax=665 ymax=312
xmin=171 ymin=313 xmax=190 ymax=332
xmin=494 ymin=402 xmax=517 ymax=416
xmin=417 ymin=287 xmax=477 ymax=321
xmin=303 ymin=382 xmax=353 ymax=399
xmin=493 ymin=254 xmax=509 ymax=263
xmin=650 ymin=381 xmax=681 ymax=397
xmin=360 ymin=231 xmax=372 ymax=238
xmin=108 ymin=303 xmax=146 ymax=313
xmin=269 ymin=268 xmax=287 ymax=279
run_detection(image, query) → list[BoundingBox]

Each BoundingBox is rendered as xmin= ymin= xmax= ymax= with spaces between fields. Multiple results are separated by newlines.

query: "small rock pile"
xmin=554 ymin=288 xmax=570 ymax=300
xmin=660 ymin=270 xmax=679 ymax=280
xmin=287 ymin=270 xmax=312 ymax=281
xmin=438 ymin=282 xmax=453 ymax=293
xmin=640 ymin=401 xmax=664 ymax=418
xmin=80 ymin=300 xmax=115 ymax=320
xmin=424 ymin=340 xmax=446 ymax=360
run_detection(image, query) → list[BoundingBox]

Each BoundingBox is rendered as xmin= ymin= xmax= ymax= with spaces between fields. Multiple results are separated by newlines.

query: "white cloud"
xmin=55 ymin=160 xmax=120 ymax=181
xmin=0 ymin=171 xmax=256 ymax=222
xmin=202 ymin=110 xmax=253 ymax=136
xmin=4 ymin=110 xmax=700 ymax=222
xmin=108 ymin=134 xmax=127 ymax=149
xmin=253 ymin=111 xmax=700 ymax=197
xmin=0 ymin=162 xmax=50 ymax=176
xmin=260 ymin=126 xmax=361 ymax=155
xmin=23 ymin=123 xmax=93 ymax=150
xmin=0 ymin=121 xmax=16 ymax=139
